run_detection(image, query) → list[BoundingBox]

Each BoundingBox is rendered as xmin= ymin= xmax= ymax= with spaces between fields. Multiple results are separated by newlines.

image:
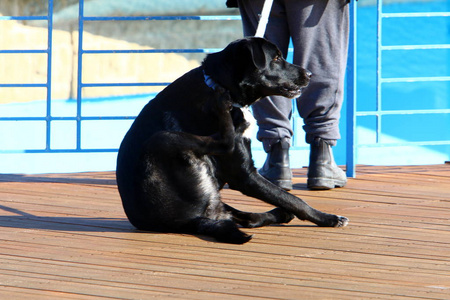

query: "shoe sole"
xmin=307 ymin=178 xmax=346 ymax=190
xmin=258 ymin=170 xmax=293 ymax=191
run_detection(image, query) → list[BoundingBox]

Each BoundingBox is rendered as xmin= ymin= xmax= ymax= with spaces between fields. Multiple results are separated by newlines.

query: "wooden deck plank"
xmin=0 ymin=165 xmax=449 ymax=299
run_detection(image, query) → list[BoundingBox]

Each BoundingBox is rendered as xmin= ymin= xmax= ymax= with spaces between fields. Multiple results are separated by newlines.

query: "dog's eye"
xmin=273 ymin=55 xmax=282 ymax=63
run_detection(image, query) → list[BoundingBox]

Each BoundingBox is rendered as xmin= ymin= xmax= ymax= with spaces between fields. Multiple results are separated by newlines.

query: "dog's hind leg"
xmin=186 ymin=217 xmax=252 ymax=244
xmin=224 ymin=204 xmax=294 ymax=228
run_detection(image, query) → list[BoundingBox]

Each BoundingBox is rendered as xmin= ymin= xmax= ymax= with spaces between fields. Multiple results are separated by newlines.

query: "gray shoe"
xmin=259 ymin=138 xmax=293 ymax=191
xmin=307 ymin=138 xmax=347 ymax=190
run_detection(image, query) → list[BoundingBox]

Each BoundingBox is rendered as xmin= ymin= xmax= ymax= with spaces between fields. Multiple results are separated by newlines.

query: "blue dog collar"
xmin=203 ymin=69 xmax=245 ymax=109
xmin=203 ymin=70 xmax=219 ymax=90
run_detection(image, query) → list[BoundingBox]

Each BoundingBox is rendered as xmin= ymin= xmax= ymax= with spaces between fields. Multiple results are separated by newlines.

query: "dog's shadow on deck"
xmin=0 ymin=204 xmax=314 ymax=245
xmin=0 ymin=204 xmax=133 ymax=233
xmin=0 ymin=175 xmax=315 ymax=241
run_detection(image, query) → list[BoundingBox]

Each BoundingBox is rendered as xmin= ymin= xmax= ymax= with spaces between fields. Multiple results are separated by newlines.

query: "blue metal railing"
xmin=346 ymin=0 xmax=450 ymax=176
xmin=74 ymin=0 xmax=241 ymax=153
xmin=0 ymin=0 xmax=360 ymax=174
xmin=0 ymin=0 xmax=54 ymax=152
xmin=0 ymin=1 xmax=241 ymax=155
xmin=1 ymin=0 xmax=449 ymax=175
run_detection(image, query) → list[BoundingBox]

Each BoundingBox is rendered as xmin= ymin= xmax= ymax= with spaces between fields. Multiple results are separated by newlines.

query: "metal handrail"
xmin=0 ymin=0 xmax=53 ymax=152
xmin=2 ymin=0 xmax=449 ymax=176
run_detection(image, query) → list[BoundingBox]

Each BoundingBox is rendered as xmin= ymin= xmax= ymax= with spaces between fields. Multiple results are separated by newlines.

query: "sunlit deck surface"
xmin=0 ymin=164 xmax=449 ymax=299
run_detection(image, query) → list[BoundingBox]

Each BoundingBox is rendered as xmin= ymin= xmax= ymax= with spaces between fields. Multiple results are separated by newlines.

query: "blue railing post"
xmin=376 ymin=0 xmax=383 ymax=144
xmin=45 ymin=0 xmax=54 ymax=151
xmin=346 ymin=0 xmax=357 ymax=178
xmin=76 ymin=0 xmax=85 ymax=151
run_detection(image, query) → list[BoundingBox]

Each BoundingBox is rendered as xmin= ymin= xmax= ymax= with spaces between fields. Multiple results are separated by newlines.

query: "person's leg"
xmin=238 ymin=0 xmax=293 ymax=144
xmin=286 ymin=0 xmax=349 ymax=189
xmin=238 ymin=0 xmax=294 ymax=190
xmin=287 ymin=0 xmax=349 ymax=143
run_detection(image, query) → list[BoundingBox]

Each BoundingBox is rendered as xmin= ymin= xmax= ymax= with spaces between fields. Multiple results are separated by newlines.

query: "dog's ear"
xmin=202 ymin=38 xmax=269 ymax=99
xmin=203 ymin=38 xmax=268 ymax=81
xmin=244 ymin=38 xmax=267 ymax=70
xmin=203 ymin=47 xmax=235 ymax=89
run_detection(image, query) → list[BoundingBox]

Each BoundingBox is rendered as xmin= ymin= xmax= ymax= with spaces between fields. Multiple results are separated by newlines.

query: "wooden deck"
xmin=0 ymin=165 xmax=449 ymax=299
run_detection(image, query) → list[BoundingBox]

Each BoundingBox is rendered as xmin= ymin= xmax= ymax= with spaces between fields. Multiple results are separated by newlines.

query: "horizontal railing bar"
xmin=0 ymin=16 xmax=48 ymax=21
xmin=382 ymin=12 xmax=450 ymax=18
xmin=78 ymin=116 xmax=136 ymax=120
xmin=0 ymin=83 xmax=48 ymax=88
xmin=381 ymin=76 xmax=450 ymax=83
xmin=6 ymin=109 xmax=448 ymax=121
xmin=358 ymin=141 xmax=450 ymax=147
xmin=0 ymin=148 xmax=119 ymax=154
xmin=0 ymin=116 xmax=136 ymax=121
xmin=381 ymin=44 xmax=450 ymax=50
xmin=83 ymin=48 xmax=294 ymax=54
xmin=3 ymin=140 xmax=449 ymax=153
xmin=356 ymin=109 xmax=450 ymax=116
xmin=82 ymin=48 xmax=222 ymax=54
xmin=81 ymin=82 xmax=170 ymax=87
xmin=0 ymin=49 xmax=48 ymax=54
xmin=81 ymin=15 xmax=241 ymax=21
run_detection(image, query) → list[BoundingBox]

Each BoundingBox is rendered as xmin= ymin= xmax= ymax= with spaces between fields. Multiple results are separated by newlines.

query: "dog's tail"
xmin=187 ymin=217 xmax=252 ymax=244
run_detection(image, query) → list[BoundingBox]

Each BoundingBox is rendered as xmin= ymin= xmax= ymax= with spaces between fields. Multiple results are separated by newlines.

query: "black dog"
xmin=116 ymin=37 xmax=349 ymax=244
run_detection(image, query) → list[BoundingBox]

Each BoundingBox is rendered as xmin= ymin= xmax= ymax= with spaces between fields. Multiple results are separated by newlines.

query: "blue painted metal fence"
xmin=1 ymin=0 xmax=449 ymax=175
xmin=0 ymin=1 xmax=240 ymax=156
xmin=74 ymin=2 xmax=240 ymax=153
xmin=346 ymin=0 xmax=450 ymax=177
xmin=0 ymin=0 xmax=54 ymax=152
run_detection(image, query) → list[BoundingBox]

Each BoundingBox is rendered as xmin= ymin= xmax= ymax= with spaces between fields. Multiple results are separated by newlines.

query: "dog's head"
xmin=203 ymin=37 xmax=311 ymax=107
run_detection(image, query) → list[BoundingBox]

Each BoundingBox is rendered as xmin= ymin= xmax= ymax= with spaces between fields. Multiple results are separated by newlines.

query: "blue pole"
xmin=45 ymin=0 xmax=54 ymax=151
xmin=346 ymin=0 xmax=357 ymax=178
xmin=376 ymin=0 xmax=383 ymax=144
xmin=76 ymin=0 xmax=84 ymax=150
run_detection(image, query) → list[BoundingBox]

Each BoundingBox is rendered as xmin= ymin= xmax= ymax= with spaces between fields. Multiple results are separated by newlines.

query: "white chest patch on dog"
xmin=240 ymin=107 xmax=256 ymax=140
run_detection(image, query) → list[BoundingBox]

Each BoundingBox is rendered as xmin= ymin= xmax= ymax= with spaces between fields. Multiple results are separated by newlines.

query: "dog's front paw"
xmin=213 ymin=87 xmax=233 ymax=108
xmin=315 ymin=214 xmax=349 ymax=227
xmin=334 ymin=215 xmax=349 ymax=227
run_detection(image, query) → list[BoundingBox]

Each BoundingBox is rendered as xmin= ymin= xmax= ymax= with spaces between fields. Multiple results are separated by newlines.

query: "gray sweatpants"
xmin=237 ymin=0 xmax=349 ymax=150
